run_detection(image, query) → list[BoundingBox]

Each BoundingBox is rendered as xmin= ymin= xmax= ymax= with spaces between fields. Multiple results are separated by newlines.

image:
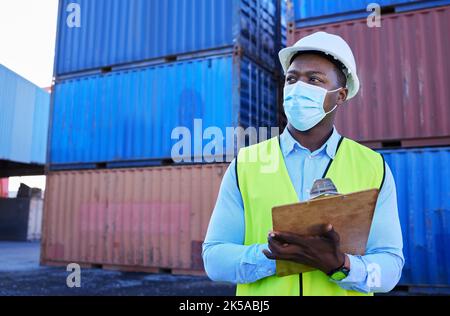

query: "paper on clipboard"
xmin=271 ymin=189 xmax=379 ymax=277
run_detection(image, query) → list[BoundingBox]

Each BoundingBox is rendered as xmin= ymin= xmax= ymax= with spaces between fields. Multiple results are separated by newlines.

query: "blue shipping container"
xmin=380 ymin=147 xmax=450 ymax=292
xmin=281 ymin=0 xmax=287 ymax=47
xmin=0 ymin=65 xmax=50 ymax=165
xmin=288 ymin=0 xmax=450 ymax=28
xmin=55 ymin=0 xmax=280 ymax=76
xmin=49 ymin=54 xmax=278 ymax=168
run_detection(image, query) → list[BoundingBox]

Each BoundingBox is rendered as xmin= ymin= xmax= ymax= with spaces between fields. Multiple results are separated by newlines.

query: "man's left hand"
xmin=262 ymin=224 xmax=346 ymax=275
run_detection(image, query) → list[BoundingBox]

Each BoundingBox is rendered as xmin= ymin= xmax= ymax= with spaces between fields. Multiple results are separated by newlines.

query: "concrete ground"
xmin=0 ymin=241 xmax=235 ymax=296
xmin=0 ymin=242 xmax=442 ymax=296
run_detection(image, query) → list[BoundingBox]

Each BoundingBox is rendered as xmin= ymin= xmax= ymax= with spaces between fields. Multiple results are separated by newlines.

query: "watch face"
xmin=331 ymin=271 xmax=348 ymax=281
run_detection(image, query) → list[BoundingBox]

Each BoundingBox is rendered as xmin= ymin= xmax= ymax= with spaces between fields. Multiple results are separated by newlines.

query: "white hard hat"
xmin=279 ymin=31 xmax=360 ymax=100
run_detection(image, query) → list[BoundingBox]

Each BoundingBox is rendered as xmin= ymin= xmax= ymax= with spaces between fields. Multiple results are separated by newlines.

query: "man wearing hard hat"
xmin=203 ymin=32 xmax=404 ymax=296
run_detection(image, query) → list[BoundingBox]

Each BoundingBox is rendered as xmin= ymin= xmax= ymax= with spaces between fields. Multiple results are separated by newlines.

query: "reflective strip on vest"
xmin=236 ymin=136 xmax=384 ymax=296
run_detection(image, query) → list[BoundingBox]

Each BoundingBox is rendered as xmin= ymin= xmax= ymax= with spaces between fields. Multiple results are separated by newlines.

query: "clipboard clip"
xmin=310 ymin=178 xmax=340 ymax=200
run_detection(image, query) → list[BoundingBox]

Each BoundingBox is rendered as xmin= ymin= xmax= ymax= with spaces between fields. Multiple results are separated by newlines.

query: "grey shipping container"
xmin=0 ymin=197 xmax=43 ymax=241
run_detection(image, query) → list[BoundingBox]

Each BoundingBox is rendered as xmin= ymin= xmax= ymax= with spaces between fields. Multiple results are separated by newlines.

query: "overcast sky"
xmin=0 ymin=0 xmax=58 ymax=88
xmin=0 ymin=0 xmax=58 ymax=192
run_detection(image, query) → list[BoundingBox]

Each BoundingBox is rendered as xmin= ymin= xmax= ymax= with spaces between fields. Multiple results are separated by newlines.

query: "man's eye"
xmin=286 ymin=77 xmax=296 ymax=84
xmin=310 ymin=77 xmax=322 ymax=83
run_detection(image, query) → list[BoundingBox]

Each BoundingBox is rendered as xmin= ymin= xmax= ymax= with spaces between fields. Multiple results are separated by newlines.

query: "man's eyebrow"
xmin=286 ymin=69 xmax=299 ymax=75
xmin=286 ymin=69 xmax=327 ymax=76
xmin=307 ymin=70 xmax=327 ymax=76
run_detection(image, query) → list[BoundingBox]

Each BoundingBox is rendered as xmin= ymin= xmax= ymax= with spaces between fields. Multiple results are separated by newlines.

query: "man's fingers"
xmin=324 ymin=223 xmax=333 ymax=233
xmin=321 ymin=224 xmax=340 ymax=243
xmin=268 ymin=236 xmax=285 ymax=254
xmin=262 ymin=249 xmax=276 ymax=260
xmin=263 ymin=249 xmax=289 ymax=260
xmin=263 ymin=246 xmax=288 ymax=260
xmin=271 ymin=231 xmax=303 ymax=245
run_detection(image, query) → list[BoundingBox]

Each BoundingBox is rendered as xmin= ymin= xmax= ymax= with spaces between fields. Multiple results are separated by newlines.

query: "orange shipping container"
xmin=287 ymin=6 xmax=450 ymax=147
xmin=41 ymin=164 xmax=228 ymax=274
xmin=0 ymin=178 xmax=8 ymax=197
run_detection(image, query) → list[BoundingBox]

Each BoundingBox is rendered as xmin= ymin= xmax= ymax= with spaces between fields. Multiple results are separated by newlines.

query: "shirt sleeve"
xmin=202 ymin=159 xmax=276 ymax=284
xmin=332 ymin=162 xmax=405 ymax=293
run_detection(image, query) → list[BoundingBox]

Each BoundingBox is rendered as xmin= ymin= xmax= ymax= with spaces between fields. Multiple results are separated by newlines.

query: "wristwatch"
xmin=329 ymin=267 xmax=350 ymax=281
xmin=328 ymin=256 xmax=350 ymax=281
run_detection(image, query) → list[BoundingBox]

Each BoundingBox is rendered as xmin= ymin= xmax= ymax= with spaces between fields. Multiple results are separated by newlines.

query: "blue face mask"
xmin=283 ymin=80 xmax=341 ymax=132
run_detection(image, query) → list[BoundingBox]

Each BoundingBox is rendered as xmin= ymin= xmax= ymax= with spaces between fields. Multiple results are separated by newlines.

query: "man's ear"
xmin=337 ymin=88 xmax=348 ymax=106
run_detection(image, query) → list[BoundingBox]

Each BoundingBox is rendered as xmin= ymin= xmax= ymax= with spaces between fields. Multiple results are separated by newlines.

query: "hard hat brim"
xmin=278 ymin=46 xmax=360 ymax=100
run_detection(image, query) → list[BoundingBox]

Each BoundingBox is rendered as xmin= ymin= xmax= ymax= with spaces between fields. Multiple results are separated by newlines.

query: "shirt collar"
xmin=279 ymin=126 xmax=342 ymax=159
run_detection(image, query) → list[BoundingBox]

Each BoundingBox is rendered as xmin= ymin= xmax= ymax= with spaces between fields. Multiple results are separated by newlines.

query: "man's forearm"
xmin=202 ymin=242 xmax=275 ymax=284
xmin=332 ymin=251 xmax=404 ymax=293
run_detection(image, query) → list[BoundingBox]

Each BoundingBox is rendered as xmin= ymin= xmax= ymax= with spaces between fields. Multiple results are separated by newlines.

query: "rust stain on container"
xmin=41 ymin=164 xmax=228 ymax=273
xmin=287 ymin=6 xmax=450 ymax=144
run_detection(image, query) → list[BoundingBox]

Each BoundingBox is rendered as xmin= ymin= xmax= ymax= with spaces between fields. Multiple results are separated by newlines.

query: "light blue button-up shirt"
xmin=202 ymin=127 xmax=404 ymax=293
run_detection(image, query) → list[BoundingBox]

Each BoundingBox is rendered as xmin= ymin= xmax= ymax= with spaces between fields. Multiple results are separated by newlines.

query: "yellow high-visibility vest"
xmin=236 ymin=136 xmax=385 ymax=296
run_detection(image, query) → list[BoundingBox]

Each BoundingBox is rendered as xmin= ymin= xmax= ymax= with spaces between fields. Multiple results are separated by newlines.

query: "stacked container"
xmin=49 ymin=0 xmax=283 ymax=168
xmin=42 ymin=164 xmax=228 ymax=274
xmin=380 ymin=147 xmax=450 ymax=294
xmin=42 ymin=0 xmax=283 ymax=275
xmin=0 ymin=65 xmax=50 ymax=177
xmin=287 ymin=0 xmax=450 ymax=294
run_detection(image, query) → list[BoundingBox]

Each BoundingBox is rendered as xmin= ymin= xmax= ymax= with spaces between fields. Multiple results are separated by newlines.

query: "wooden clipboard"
xmin=272 ymin=189 xmax=379 ymax=277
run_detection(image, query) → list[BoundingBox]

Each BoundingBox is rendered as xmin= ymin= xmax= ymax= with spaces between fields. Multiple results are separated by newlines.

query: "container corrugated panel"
xmin=55 ymin=0 xmax=279 ymax=76
xmin=288 ymin=0 xmax=450 ymax=27
xmin=41 ymin=164 xmax=228 ymax=273
xmin=49 ymin=54 xmax=277 ymax=168
xmin=379 ymin=147 xmax=450 ymax=289
xmin=0 ymin=179 xmax=8 ymax=197
xmin=0 ymin=65 xmax=51 ymax=165
xmin=281 ymin=0 xmax=287 ymax=47
xmin=27 ymin=198 xmax=43 ymax=241
xmin=288 ymin=6 xmax=450 ymax=145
